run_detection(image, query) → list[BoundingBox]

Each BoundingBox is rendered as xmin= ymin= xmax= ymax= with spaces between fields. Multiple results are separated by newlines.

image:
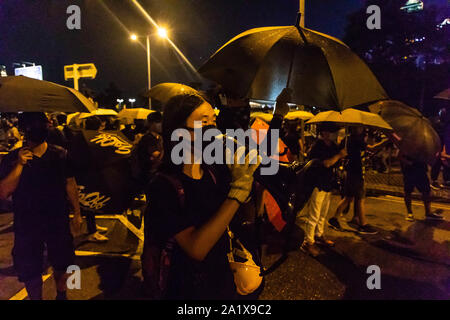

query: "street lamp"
xmin=117 ymin=99 xmax=124 ymax=109
xmin=128 ymin=98 xmax=136 ymax=108
xmin=130 ymin=27 xmax=169 ymax=109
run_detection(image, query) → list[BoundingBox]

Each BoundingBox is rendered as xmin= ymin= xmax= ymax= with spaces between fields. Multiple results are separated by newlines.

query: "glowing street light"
xmin=157 ymin=27 xmax=168 ymax=39
xmin=130 ymin=27 xmax=169 ymax=109
xmin=128 ymin=98 xmax=136 ymax=108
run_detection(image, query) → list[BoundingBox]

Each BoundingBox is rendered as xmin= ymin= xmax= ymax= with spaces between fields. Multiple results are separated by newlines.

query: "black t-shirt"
xmin=308 ymin=139 xmax=340 ymax=192
xmin=341 ymin=136 xmax=367 ymax=179
xmin=144 ymin=165 xmax=235 ymax=300
xmin=0 ymin=144 xmax=74 ymax=233
xmin=283 ymin=132 xmax=301 ymax=157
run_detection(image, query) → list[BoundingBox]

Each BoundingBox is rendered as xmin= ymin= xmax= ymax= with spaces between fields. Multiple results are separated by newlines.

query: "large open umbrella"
xmin=369 ymin=100 xmax=441 ymax=164
xmin=198 ymin=17 xmax=387 ymax=110
xmin=0 ymin=76 xmax=96 ymax=113
xmin=146 ymin=83 xmax=198 ymax=104
xmin=118 ymin=108 xmax=154 ymax=125
xmin=70 ymin=129 xmax=136 ymax=214
xmin=307 ymin=108 xmax=393 ymax=131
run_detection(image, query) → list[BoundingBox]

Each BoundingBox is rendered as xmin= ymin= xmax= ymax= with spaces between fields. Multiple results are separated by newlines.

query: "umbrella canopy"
xmin=118 ymin=108 xmax=154 ymax=125
xmin=0 ymin=76 xmax=96 ymax=113
xmin=79 ymin=108 xmax=118 ymax=119
xmin=285 ymin=110 xmax=314 ymax=121
xmin=147 ymin=83 xmax=198 ymax=104
xmin=198 ymin=22 xmax=387 ymax=110
xmin=307 ymin=108 xmax=393 ymax=131
xmin=434 ymin=88 xmax=450 ymax=101
xmin=250 ymin=112 xmax=273 ymax=123
xmin=70 ymin=129 xmax=136 ymax=214
xmin=369 ymin=100 xmax=441 ymax=164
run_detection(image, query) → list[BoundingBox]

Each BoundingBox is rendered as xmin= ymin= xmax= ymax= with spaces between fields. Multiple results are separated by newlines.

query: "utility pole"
xmin=146 ymin=35 xmax=152 ymax=109
xmin=300 ymin=0 xmax=305 ymax=27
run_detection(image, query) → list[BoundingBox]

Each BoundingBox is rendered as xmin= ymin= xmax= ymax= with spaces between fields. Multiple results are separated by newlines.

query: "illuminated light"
xmin=129 ymin=0 xmax=201 ymax=80
xmin=157 ymin=27 xmax=168 ymax=39
xmin=130 ymin=34 xmax=138 ymax=41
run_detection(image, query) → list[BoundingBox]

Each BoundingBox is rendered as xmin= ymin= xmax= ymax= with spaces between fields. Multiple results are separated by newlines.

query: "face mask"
xmin=186 ymin=124 xmax=218 ymax=154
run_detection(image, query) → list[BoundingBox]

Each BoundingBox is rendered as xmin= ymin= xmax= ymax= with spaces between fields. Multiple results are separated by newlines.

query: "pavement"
xmin=0 ymin=195 xmax=449 ymax=300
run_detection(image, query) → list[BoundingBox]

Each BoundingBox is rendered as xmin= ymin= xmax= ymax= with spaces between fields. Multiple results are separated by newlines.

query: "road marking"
xmin=117 ymin=215 xmax=144 ymax=241
xmin=9 ymin=274 xmax=52 ymax=300
xmin=75 ymin=250 xmax=140 ymax=260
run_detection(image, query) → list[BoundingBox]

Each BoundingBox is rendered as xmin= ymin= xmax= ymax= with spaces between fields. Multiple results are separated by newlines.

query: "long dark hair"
xmin=161 ymin=93 xmax=205 ymax=173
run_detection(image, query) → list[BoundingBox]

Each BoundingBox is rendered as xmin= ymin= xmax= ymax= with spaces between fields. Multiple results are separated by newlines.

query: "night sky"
xmin=0 ymin=0 xmax=447 ymax=105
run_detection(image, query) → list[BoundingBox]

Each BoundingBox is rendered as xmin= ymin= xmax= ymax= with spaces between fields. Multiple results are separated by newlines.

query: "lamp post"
xmin=299 ymin=0 xmax=305 ymax=27
xmin=129 ymin=98 xmax=136 ymax=108
xmin=130 ymin=27 xmax=168 ymax=109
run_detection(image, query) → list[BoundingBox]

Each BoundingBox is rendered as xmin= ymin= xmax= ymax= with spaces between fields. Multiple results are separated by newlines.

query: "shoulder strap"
xmin=155 ymin=166 xmax=218 ymax=209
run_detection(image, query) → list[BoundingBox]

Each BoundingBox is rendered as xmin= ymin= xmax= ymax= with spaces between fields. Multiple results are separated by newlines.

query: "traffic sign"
xmin=64 ymin=63 xmax=97 ymax=90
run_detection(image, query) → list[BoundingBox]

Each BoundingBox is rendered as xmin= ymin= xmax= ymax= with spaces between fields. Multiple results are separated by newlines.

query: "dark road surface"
xmin=1 ymin=195 xmax=449 ymax=300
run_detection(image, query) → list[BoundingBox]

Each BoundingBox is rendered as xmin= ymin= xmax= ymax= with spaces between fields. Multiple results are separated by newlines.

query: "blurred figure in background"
xmin=399 ymin=152 xmax=443 ymax=221
xmin=133 ymin=111 xmax=163 ymax=190
xmin=282 ymin=119 xmax=303 ymax=162
xmin=328 ymin=126 xmax=385 ymax=235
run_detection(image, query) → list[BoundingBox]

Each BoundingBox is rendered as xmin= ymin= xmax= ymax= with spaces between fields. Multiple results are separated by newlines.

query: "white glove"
xmin=225 ymin=146 xmax=261 ymax=204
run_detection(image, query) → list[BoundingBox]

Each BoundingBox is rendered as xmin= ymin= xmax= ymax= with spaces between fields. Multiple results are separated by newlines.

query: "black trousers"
xmin=430 ymin=157 xmax=450 ymax=182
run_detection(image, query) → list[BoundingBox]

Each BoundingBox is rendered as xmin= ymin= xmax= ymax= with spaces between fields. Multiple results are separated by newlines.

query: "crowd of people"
xmin=0 ymin=88 xmax=445 ymax=300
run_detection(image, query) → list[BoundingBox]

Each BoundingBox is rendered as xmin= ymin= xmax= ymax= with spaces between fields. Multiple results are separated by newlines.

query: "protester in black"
xmin=143 ymin=94 xmax=260 ymax=299
xmin=399 ymin=153 xmax=443 ymax=221
xmin=134 ymin=111 xmax=163 ymax=189
xmin=0 ymin=113 xmax=82 ymax=300
xmin=328 ymin=126 xmax=383 ymax=235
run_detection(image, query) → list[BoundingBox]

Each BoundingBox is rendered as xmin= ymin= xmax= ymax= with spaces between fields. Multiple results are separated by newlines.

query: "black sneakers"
xmin=356 ymin=224 xmax=378 ymax=235
xmin=425 ymin=211 xmax=444 ymax=220
xmin=328 ymin=217 xmax=343 ymax=231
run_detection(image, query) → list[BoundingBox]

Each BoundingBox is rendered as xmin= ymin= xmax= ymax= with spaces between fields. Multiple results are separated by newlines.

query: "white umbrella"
xmin=307 ymin=108 xmax=393 ymax=131
xmin=118 ymin=108 xmax=154 ymax=124
xmin=285 ymin=110 xmax=314 ymax=121
xmin=79 ymin=108 xmax=118 ymax=119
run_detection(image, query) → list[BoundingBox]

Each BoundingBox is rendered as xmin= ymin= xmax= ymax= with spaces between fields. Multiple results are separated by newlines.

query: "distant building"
xmin=401 ymin=0 xmax=424 ymax=13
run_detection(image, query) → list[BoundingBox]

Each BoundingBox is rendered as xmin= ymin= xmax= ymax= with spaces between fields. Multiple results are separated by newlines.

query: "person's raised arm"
xmin=175 ymin=147 xmax=261 ymax=261
xmin=0 ymin=149 xmax=33 ymax=199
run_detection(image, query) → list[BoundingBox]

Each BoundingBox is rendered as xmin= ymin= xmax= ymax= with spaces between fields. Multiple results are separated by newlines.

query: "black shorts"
xmin=403 ymin=169 xmax=431 ymax=195
xmin=12 ymin=223 xmax=75 ymax=282
xmin=344 ymin=175 xmax=365 ymax=199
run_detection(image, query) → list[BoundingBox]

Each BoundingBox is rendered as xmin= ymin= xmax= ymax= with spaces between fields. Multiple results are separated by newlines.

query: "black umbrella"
xmin=0 ymin=76 xmax=96 ymax=113
xmin=369 ymin=100 xmax=441 ymax=164
xmin=199 ymin=16 xmax=387 ymax=110
xmin=70 ymin=129 xmax=136 ymax=214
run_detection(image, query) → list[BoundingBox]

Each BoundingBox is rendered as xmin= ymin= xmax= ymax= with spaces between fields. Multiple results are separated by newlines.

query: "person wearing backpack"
xmin=142 ymin=93 xmax=261 ymax=300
